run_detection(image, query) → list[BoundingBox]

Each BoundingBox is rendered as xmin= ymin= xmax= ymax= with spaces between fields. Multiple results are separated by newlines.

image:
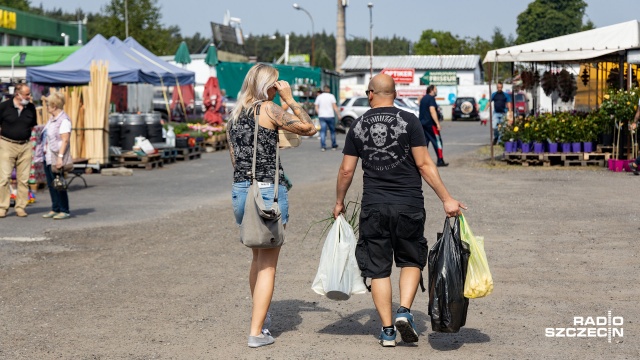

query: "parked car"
xmin=337 ymin=96 xmax=421 ymax=133
xmin=452 ymin=97 xmax=479 ymax=121
xmin=394 ymin=98 xmax=419 ymax=117
xmin=152 ymin=85 xmax=205 ymax=122
xmin=339 ymin=96 xmax=370 ymax=130
xmin=514 ymin=92 xmax=529 ymax=116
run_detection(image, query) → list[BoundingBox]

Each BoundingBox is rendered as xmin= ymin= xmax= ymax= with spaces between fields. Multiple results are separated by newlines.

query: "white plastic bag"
xmin=312 ymin=215 xmax=367 ymax=300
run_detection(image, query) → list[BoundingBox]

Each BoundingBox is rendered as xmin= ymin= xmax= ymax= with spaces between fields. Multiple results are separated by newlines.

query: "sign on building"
xmin=288 ymin=54 xmax=310 ymax=66
xmin=421 ymin=71 xmax=458 ymax=85
xmin=381 ymin=68 xmax=415 ymax=84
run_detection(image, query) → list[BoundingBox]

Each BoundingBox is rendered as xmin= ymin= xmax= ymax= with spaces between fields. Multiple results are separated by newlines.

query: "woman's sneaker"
xmin=378 ymin=327 xmax=396 ymax=347
xmin=248 ymin=333 xmax=275 ymax=348
xmin=395 ymin=312 xmax=419 ymax=343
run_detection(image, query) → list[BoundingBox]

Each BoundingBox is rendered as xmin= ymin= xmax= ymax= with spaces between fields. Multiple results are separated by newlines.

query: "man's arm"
xmin=333 ymin=154 xmax=359 ymax=218
xmin=429 ymin=106 xmax=440 ymax=130
xmin=332 ymin=103 xmax=341 ymax=120
xmin=411 ymin=146 xmax=466 ymax=217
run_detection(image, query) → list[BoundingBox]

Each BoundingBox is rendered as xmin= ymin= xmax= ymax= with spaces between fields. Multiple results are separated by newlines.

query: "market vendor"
xmin=0 ymin=83 xmax=37 ymax=218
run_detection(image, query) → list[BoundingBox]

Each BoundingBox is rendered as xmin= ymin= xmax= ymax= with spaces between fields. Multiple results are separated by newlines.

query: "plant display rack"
xmin=503 ymin=152 xmax=611 ymax=167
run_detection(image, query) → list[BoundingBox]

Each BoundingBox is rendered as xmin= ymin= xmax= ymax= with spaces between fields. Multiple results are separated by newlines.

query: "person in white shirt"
xmin=314 ymin=85 xmax=341 ymax=151
xmin=40 ymin=92 xmax=73 ymax=220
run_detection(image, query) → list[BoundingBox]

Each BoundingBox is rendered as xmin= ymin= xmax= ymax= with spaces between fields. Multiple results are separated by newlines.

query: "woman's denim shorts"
xmin=232 ymin=181 xmax=289 ymax=226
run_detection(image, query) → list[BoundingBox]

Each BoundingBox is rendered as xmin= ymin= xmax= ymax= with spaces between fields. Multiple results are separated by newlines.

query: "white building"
xmin=340 ymin=55 xmax=484 ymax=102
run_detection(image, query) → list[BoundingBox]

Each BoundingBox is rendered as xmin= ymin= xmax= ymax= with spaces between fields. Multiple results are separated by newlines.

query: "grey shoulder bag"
xmin=240 ymin=105 xmax=285 ymax=248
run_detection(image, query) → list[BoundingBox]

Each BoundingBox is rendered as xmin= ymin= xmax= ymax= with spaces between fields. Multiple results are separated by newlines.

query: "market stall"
xmin=483 ymin=20 xmax=640 ymax=169
xmin=26 ymin=35 xmax=197 ymax=170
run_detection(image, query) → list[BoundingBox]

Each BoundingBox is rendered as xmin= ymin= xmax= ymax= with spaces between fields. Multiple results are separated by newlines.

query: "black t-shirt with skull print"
xmin=343 ymin=106 xmax=427 ymax=208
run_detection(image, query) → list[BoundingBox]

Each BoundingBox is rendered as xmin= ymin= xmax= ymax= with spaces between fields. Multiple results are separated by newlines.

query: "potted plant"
xmin=500 ymin=122 xmax=518 ymax=153
xmin=530 ymin=115 xmax=546 ymax=154
xmin=544 ymin=114 xmax=559 ymax=153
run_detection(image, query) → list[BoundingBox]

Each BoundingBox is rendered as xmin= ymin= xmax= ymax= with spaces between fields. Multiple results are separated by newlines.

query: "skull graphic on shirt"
xmin=371 ymin=123 xmax=387 ymax=146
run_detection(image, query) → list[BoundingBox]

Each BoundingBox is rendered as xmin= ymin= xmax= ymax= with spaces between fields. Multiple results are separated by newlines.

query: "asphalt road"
xmin=0 ymin=120 xmax=489 ymax=240
xmin=2 ymin=119 xmax=639 ymax=359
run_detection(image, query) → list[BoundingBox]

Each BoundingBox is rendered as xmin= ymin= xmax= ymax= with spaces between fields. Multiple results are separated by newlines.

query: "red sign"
xmin=381 ymin=68 xmax=415 ymax=84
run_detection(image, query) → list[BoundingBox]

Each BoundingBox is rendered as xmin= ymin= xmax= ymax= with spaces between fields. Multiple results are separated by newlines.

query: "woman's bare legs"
xmin=249 ymin=247 xmax=281 ymax=336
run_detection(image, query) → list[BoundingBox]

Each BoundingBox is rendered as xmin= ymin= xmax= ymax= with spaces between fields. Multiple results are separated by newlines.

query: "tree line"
xmin=2 ymin=0 xmax=593 ymax=81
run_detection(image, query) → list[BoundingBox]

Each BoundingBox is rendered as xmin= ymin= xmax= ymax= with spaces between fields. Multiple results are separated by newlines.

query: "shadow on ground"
xmin=269 ymin=299 xmax=331 ymax=337
xmin=427 ymin=327 xmax=490 ymax=350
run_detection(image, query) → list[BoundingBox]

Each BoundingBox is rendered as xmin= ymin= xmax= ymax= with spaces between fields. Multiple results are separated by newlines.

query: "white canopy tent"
xmin=483 ymin=20 xmax=640 ymax=63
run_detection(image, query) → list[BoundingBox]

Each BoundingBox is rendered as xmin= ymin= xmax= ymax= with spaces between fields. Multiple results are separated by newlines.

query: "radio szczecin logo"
xmin=545 ymin=310 xmax=623 ymax=343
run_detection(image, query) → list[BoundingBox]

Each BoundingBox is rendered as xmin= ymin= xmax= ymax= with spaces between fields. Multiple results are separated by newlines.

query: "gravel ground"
xmin=1 ymin=145 xmax=639 ymax=359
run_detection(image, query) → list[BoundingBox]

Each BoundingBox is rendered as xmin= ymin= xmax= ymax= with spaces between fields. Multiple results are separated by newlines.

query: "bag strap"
xmin=252 ymin=103 xmax=280 ymax=203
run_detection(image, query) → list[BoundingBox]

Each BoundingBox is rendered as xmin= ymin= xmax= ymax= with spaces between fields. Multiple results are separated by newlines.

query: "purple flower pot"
xmin=583 ymin=142 xmax=593 ymax=153
xmin=571 ymin=142 xmax=582 ymax=153
xmin=561 ymin=143 xmax=571 ymax=153
xmin=548 ymin=142 xmax=558 ymax=153
xmin=608 ymin=159 xmax=615 ymax=171
xmin=521 ymin=142 xmax=532 ymax=153
xmin=504 ymin=141 xmax=516 ymax=153
xmin=533 ymin=142 xmax=544 ymax=154
xmin=517 ymin=140 xmax=523 ymax=151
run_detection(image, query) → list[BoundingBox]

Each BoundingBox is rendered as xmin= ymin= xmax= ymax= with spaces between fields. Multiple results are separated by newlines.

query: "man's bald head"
xmin=369 ymin=74 xmax=396 ymax=96
xmin=367 ymin=74 xmax=396 ymax=108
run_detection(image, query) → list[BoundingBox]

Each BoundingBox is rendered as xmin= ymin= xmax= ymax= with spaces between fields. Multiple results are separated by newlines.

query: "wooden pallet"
xmin=503 ymin=152 xmax=609 ymax=167
xmin=596 ymin=145 xmax=613 ymax=154
xmin=205 ymin=137 xmax=228 ymax=151
xmin=563 ymin=159 xmax=605 ymax=167
xmin=583 ymin=152 xmax=611 ymax=161
xmin=176 ymin=146 xmax=202 ymax=161
xmin=157 ymin=148 xmax=178 ymax=164
xmin=118 ymin=153 xmax=164 ymax=170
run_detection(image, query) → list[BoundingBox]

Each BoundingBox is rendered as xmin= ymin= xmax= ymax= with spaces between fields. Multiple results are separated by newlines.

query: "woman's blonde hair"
xmin=231 ymin=63 xmax=279 ymax=122
xmin=46 ymin=92 xmax=65 ymax=110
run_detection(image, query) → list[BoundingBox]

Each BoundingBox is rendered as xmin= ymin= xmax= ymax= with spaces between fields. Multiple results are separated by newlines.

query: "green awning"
xmin=0 ymin=46 xmax=80 ymax=67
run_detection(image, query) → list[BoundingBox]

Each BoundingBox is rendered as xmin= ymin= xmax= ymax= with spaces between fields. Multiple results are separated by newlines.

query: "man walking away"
xmin=490 ymin=82 xmax=512 ymax=144
xmin=334 ymin=74 xmax=466 ymax=347
xmin=0 ymin=84 xmax=37 ymax=218
xmin=419 ymin=85 xmax=448 ymax=166
xmin=315 ymin=85 xmax=341 ymax=151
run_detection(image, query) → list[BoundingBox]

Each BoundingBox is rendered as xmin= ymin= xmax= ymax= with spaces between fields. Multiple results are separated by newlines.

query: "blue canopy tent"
xmin=109 ymin=37 xmax=194 ymax=86
xmin=26 ymin=35 xmax=196 ymax=86
xmin=122 ymin=37 xmax=195 ymax=117
xmin=122 ymin=37 xmax=194 ymax=86
xmin=26 ymin=34 xmax=141 ymax=84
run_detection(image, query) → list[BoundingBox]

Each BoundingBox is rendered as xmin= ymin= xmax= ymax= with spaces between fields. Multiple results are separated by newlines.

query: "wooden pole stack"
xmin=82 ymin=61 xmax=112 ymax=164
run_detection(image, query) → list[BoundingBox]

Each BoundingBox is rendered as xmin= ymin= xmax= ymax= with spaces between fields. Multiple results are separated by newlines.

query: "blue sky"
xmin=51 ymin=0 xmax=638 ymax=43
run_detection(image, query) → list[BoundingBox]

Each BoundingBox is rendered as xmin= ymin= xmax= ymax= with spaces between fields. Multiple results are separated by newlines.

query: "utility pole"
xmin=124 ymin=0 xmax=129 ymax=38
xmin=335 ymin=0 xmax=347 ymax=73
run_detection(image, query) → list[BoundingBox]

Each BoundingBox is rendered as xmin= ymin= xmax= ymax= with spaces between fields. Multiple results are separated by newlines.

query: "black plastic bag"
xmin=428 ymin=217 xmax=470 ymax=333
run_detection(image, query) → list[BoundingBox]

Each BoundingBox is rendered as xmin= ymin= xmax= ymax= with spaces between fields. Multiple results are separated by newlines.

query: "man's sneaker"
xmin=331 ymin=146 xmax=339 ymax=151
xmin=248 ymin=333 xmax=275 ymax=348
xmin=437 ymin=161 xmax=449 ymax=167
xmin=378 ymin=327 xmax=396 ymax=347
xmin=395 ymin=312 xmax=419 ymax=343
xmin=321 ymin=148 xmax=326 ymax=152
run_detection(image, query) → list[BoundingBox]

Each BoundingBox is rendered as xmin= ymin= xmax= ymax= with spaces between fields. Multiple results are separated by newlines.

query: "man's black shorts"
xmin=355 ymin=203 xmax=428 ymax=279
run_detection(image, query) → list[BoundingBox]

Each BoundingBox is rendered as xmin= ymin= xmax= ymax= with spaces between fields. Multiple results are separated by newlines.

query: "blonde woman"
xmin=40 ymin=92 xmax=72 ymax=220
xmin=227 ymin=64 xmax=317 ymax=348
